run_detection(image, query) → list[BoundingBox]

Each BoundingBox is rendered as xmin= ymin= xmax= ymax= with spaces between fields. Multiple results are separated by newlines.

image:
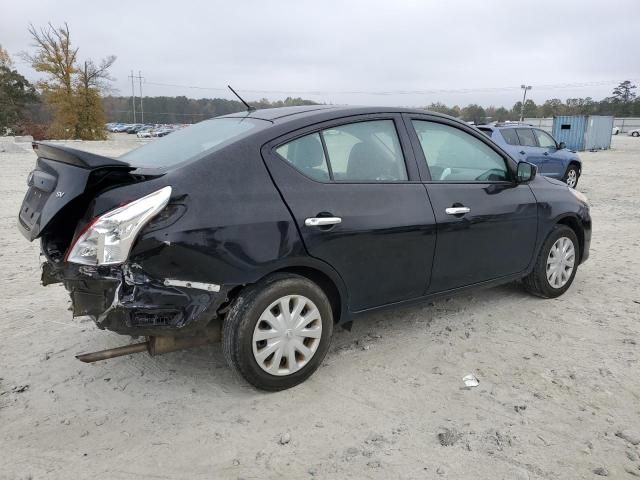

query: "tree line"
xmin=427 ymin=80 xmax=638 ymax=124
xmin=102 ymin=95 xmax=317 ymax=124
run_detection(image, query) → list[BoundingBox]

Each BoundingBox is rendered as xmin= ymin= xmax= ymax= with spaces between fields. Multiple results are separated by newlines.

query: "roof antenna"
xmin=228 ymin=85 xmax=255 ymax=112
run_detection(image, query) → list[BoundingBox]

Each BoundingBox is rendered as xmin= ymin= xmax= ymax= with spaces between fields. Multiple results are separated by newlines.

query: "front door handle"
xmin=305 ymin=217 xmax=342 ymax=227
xmin=543 ymin=152 xmax=549 ymax=156
xmin=519 ymin=150 xmax=526 ymax=155
xmin=445 ymin=206 xmax=470 ymax=215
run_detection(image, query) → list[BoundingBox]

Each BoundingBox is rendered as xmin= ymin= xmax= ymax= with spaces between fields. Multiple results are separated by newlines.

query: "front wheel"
xmin=632 ymin=131 xmax=640 ymax=137
xmin=523 ymin=225 xmax=580 ymax=298
xmin=222 ymin=273 xmax=333 ymax=391
xmin=563 ymin=165 xmax=579 ymax=188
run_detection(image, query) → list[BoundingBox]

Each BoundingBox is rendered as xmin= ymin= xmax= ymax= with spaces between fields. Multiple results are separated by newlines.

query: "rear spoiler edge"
xmin=32 ymin=142 xmax=132 ymax=169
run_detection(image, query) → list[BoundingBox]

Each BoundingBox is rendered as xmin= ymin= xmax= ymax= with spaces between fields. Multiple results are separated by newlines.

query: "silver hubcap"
xmin=566 ymin=169 xmax=577 ymax=188
xmin=546 ymin=236 xmax=575 ymax=289
xmin=252 ymin=295 xmax=322 ymax=376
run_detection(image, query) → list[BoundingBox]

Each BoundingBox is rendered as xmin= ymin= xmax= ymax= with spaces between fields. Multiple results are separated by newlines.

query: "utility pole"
xmin=129 ymin=70 xmax=137 ymax=123
xmin=138 ymin=71 xmax=144 ymax=124
xmin=520 ymin=84 xmax=532 ymax=122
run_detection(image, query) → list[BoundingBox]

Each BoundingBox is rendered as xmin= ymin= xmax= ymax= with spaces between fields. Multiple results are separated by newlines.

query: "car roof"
xmin=480 ymin=123 xmax=538 ymax=130
xmin=219 ymin=105 xmax=454 ymax=125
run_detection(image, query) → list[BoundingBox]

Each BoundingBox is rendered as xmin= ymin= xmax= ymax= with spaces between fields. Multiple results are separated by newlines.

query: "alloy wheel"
xmin=252 ymin=295 xmax=322 ymax=376
xmin=566 ymin=169 xmax=578 ymax=188
xmin=546 ymin=236 xmax=575 ymax=288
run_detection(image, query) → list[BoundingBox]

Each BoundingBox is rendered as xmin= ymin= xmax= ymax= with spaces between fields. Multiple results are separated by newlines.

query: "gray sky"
xmin=2 ymin=0 xmax=639 ymax=108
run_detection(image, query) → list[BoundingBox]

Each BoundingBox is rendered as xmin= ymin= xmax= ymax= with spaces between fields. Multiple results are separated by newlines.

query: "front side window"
xmin=515 ymin=128 xmax=538 ymax=147
xmin=276 ymin=119 xmax=408 ymax=182
xmin=500 ymin=128 xmax=520 ymax=145
xmin=534 ymin=129 xmax=557 ymax=148
xmin=412 ymin=120 xmax=509 ymax=182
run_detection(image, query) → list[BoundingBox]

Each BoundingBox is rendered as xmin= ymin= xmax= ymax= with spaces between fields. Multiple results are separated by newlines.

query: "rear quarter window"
xmin=121 ymin=117 xmax=268 ymax=168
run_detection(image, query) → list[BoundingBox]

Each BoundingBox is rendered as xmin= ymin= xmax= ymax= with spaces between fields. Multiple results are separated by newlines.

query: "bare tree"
xmin=23 ymin=23 xmax=77 ymax=94
xmin=78 ymin=56 xmax=117 ymax=93
xmin=23 ymin=22 xmax=116 ymax=139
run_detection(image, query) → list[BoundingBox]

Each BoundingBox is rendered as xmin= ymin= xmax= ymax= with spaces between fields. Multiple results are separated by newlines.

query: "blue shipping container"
xmin=552 ymin=115 xmax=587 ymax=151
xmin=552 ymin=115 xmax=614 ymax=151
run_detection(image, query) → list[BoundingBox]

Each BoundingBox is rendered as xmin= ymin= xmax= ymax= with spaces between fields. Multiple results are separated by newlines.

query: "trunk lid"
xmin=18 ymin=143 xmax=134 ymax=241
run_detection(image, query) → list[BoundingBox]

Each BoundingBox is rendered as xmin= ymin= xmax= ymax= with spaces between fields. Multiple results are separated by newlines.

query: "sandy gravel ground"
xmin=1 ymin=134 xmax=639 ymax=480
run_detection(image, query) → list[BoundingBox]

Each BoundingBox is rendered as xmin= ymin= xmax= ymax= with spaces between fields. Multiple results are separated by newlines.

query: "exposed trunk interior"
xmin=19 ymin=143 xmax=154 ymax=261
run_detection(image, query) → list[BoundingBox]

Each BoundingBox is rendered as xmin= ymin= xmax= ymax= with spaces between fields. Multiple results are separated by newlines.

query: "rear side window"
xmin=500 ymin=128 xmax=520 ymax=145
xmin=323 ymin=120 xmax=407 ymax=181
xmin=412 ymin=120 xmax=508 ymax=182
xmin=276 ymin=120 xmax=408 ymax=182
xmin=275 ymin=133 xmax=330 ymax=181
xmin=121 ymin=117 xmax=266 ymax=168
xmin=515 ymin=128 xmax=538 ymax=147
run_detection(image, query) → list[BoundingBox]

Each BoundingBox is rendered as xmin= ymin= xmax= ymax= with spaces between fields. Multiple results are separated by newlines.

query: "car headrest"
xmin=347 ymin=142 xmax=392 ymax=180
xmin=293 ymin=135 xmax=325 ymax=169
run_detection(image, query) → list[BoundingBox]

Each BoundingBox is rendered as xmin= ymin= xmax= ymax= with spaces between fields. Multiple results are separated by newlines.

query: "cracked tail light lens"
xmin=66 ymin=186 xmax=172 ymax=266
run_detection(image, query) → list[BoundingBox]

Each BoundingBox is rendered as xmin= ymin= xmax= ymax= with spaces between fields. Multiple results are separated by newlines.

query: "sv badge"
xmin=55 ymin=191 xmax=65 ymax=198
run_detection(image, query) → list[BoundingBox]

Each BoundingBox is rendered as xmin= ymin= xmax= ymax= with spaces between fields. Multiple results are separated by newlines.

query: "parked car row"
xmin=105 ymin=123 xmax=188 ymax=138
xmin=612 ymin=126 xmax=640 ymax=136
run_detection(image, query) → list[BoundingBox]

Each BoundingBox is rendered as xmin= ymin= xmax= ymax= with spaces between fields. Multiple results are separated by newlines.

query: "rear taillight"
xmin=66 ymin=186 xmax=172 ymax=266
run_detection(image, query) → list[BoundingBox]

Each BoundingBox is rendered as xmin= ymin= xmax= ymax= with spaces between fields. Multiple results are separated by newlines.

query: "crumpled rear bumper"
xmin=42 ymin=261 xmax=230 ymax=337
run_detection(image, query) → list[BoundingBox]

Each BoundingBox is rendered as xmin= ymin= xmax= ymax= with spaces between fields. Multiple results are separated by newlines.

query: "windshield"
xmin=121 ymin=117 xmax=268 ymax=168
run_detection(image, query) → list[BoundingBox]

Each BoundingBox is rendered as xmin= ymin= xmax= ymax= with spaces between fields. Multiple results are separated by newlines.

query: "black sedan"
xmin=18 ymin=106 xmax=591 ymax=390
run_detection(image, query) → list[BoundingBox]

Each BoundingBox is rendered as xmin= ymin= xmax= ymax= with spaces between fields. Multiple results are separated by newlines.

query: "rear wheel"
xmin=523 ymin=225 xmax=579 ymax=298
xmin=563 ymin=165 xmax=579 ymax=188
xmin=222 ymin=273 xmax=333 ymax=391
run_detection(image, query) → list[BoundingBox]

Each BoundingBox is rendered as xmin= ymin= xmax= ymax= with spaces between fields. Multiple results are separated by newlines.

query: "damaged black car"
xmin=18 ymin=106 xmax=591 ymax=390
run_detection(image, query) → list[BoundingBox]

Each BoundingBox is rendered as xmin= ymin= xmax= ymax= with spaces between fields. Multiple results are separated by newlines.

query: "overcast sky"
xmin=2 ymin=0 xmax=639 ymax=108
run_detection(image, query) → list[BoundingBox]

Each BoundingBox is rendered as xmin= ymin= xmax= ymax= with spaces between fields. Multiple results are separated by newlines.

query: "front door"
xmin=262 ymin=116 xmax=437 ymax=311
xmin=406 ymin=116 xmax=538 ymax=293
xmin=533 ymin=128 xmax=564 ymax=178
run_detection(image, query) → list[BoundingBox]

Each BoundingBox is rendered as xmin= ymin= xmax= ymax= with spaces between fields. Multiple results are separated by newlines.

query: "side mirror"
xmin=517 ymin=161 xmax=537 ymax=183
xmin=558 ymin=141 xmax=566 ymax=150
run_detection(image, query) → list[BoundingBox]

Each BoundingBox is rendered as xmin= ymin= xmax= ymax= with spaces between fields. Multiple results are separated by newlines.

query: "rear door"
xmin=405 ymin=115 xmax=538 ymax=293
xmin=496 ymin=128 xmax=526 ymax=163
xmin=515 ymin=128 xmax=546 ymax=171
xmin=262 ymin=114 xmax=437 ymax=312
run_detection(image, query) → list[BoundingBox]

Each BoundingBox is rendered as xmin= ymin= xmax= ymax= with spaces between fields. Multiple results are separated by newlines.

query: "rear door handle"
xmin=305 ymin=217 xmax=342 ymax=227
xmin=445 ymin=207 xmax=470 ymax=215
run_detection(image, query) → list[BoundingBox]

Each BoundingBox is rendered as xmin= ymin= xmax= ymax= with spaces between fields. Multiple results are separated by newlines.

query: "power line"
xmin=142 ymin=79 xmax=640 ymax=97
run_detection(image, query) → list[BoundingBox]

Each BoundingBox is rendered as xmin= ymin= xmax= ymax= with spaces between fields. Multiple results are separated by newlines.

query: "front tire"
xmin=523 ymin=225 xmax=580 ymax=298
xmin=632 ymin=132 xmax=640 ymax=137
xmin=222 ymin=273 xmax=333 ymax=391
xmin=563 ymin=165 xmax=579 ymax=188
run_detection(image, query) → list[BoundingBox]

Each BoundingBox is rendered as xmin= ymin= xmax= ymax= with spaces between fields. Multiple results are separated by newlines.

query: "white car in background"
xmin=630 ymin=128 xmax=640 ymax=138
xmin=136 ymin=128 xmax=154 ymax=138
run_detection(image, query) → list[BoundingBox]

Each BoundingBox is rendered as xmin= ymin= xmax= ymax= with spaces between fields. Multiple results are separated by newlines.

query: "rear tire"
xmin=222 ymin=273 xmax=333 ymax=391
xmin=523 ymin=225 xmax=580 ymax=299
xmin=563 ymin=165 xmax=579 ymax=188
